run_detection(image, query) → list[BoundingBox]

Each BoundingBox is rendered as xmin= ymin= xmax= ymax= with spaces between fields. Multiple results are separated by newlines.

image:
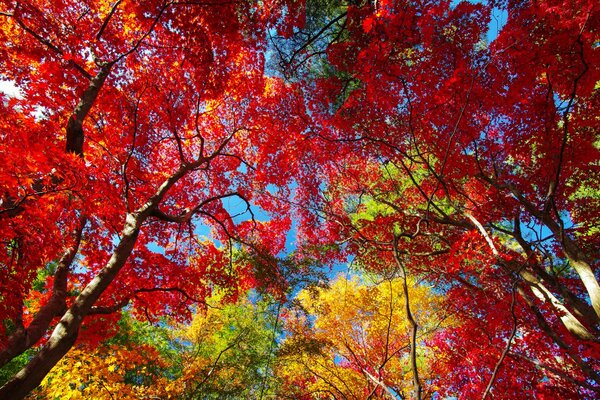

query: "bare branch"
xmin=481 ymin=281 xmax=518 ymax=399
xmin=392 ymin=237 xmax=422 ymax=400
xmin=96 ymin=0 xmax=123 ymax=41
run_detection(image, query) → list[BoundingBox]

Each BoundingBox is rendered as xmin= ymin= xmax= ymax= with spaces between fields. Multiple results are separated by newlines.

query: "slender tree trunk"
xmin=517 ymin=286 xmax=600 ymax=386
xmin=519 ymin=270 xmax=595 ymax=340
xmin=468 ymin=210 xmax=598 ymax=339
xmin=0 ymin=213 xmax=141 ymax=399
xmin=0 ymin=220 xmax=85 ymax=368
xmin=541 ymin=214 xmax=600 ymax=322
xmin=508 ymin=186 xmax=600 ymax=321
xmin=393 ymin=238 xmax=422 ymax=400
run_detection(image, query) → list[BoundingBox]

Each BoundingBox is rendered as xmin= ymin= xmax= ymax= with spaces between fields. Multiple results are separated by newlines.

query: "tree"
xmin=173 ymin=292 xmax=282 ymax=399
xmin=0 ymin=0 xmax=310 ymax=397
xmin=31 ymin=290 xmax=281 ymax=399
xmin=276 ymin=274 xmax=450 ymax=399
xmin=291 ymin=0 xmax=600 ymax=397
xmin=32 ymin=326 xmax=174 ymax=399
xmin=2 ymin=0 xmax=599 ymax=398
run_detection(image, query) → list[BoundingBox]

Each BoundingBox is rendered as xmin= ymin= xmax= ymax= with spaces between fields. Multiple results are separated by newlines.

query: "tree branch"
xmin=0 ymin=218 xmax=85 ymax=368
xmin=481 ymin=281 xmax=518 ymax=399
xmin=393 ymin=237 xmax=422 ymax=400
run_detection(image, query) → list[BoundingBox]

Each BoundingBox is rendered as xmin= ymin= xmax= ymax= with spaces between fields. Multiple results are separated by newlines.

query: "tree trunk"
xmin=0 ymin=213 xmax=140 ymax=399
xmin=0 ymin=160 xmax=195 ymax=398
xmin=509 ymin=186 xmax=600 ymax=321
xmin=0 ymin=222 xmax=84 ymax=368
xmin=393 ymin=239 xmax=422 ymax=400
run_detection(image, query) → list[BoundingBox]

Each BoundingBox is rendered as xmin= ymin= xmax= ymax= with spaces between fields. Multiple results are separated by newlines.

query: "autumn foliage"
xmin=1 ymin=0 xmax=599 ymax=398
xmin=0 ymin=0 xmax=309 ymax=397
xmin=276 ymin=275 xmax=450 ymax=399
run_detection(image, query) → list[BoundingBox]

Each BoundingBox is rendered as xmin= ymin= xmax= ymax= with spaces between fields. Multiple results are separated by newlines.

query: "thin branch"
xmin=98 ymin=379 xmax=116 ymax=400
xmin=96 ymin=0 xmax=123 ymax=41
xmin=4 ymin=8 xmax=92 ymax=79
xmin=149 ymin=191 xmax=245 ymax=224
xmin=380 ymin=278 xmax=394 ymax=376
xmin=186 ymin=329 xmax=248 ymax=399
xmin=113 ymin=1 xmax=173 ymax=63
xmin=393 ymin=237 xmax=422 ymax=400
xmin=545 ymin=11 xmax=590 ymax=209
xmin=122 ymin=85 xmax=147 ymax=210
xmin=90 ymin=285 xmax=210 ymax=315
xmin=481 ymin=281 xmax=518 ymax=399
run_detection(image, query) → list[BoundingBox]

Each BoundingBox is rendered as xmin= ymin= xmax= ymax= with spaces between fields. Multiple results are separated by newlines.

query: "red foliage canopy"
xmin=0 ymin=0 xmax=310 ymax=397
xmin=292 ymin=0 xmax=600 ymax=397
xmin=1 ymin=0 xmax=599 ymax=398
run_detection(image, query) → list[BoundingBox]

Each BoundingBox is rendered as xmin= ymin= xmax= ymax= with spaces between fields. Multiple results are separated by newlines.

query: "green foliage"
xmin=568 ymin=171 xmax=600 ymax=238
xmin=175 ymin=291 xmax=282 ymax=399
xmin=34 ymin=291 xmax=283 ymax=399
xmin=0 ymin=350 xmax=33 ymax=387
xmin=269 ymin=0 xmax=348 ymax=80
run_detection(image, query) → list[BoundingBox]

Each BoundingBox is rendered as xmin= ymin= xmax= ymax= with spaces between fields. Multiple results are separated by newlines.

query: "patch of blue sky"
xmin=487 ymin=6 xmax=508 ymax=43
xmin=451 ymin=1 xmax=508 ymax=43
xmin=222 ymin=191 xmax=269 ymax=224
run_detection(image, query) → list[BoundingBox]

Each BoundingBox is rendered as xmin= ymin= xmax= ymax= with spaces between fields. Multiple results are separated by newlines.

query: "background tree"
xmin=29 ymin=314 xmax=175 ymax=399
xmin=276 ymin=274 xmax=450 ymax=399
xmin=169 ymin=291 xmax=282 ymax=399
xmin=30 ymin=290 xmax=282 ymax=399
xmin=290 ymin=0 xmax=600 ymax=397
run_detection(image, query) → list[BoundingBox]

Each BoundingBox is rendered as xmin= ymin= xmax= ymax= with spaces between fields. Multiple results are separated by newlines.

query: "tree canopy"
xmin=1 ymin=0 xmax=599 ymax=398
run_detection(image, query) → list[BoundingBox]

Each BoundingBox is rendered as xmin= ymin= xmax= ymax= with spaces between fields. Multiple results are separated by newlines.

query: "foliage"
xmin=30 ymin=290 xmax=281 ymax=399
xmin=276 ymin=274 xmax=450 ymax=399
xmin=0 ymin=350 xmax=33 ymax=388
xmin=1 ymin=0 xmax=599 ymax=398
xmin=290 ymin=0 xmax=600 ymax=397
xmin=168 ymin=291 xmax=282 ymax=399
xmin=0 ymin=0 xmax=309 ymax=396
xmin=30 ymin=312 xmax=175 ymax=400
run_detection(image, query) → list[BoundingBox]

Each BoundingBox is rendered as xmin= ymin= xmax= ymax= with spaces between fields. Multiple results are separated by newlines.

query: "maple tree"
xmin=0 ymin=0 xmax=309 ymax=397
xmin=286 ymin=0 xmax=600 ymax=397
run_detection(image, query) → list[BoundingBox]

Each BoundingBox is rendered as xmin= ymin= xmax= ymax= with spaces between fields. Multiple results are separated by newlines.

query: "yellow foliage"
xmin=277 ymin=274 xmax=451 ymax=399
xmin=31 ymin=344 xmax=171 ymax=400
